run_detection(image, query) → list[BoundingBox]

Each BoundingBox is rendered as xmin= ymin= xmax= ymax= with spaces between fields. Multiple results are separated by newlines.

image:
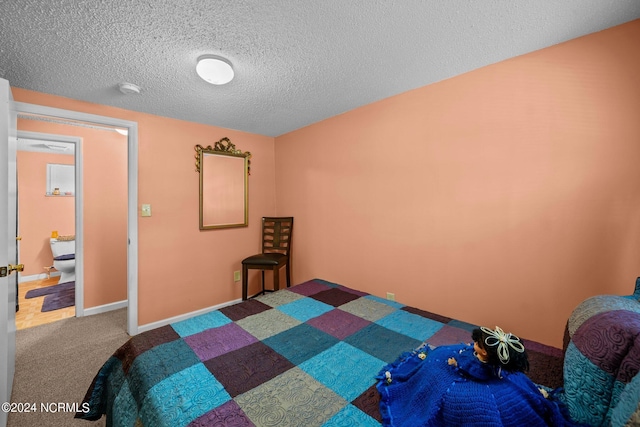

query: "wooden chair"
xmin=242 ymin=217 xmax=293 ymax=300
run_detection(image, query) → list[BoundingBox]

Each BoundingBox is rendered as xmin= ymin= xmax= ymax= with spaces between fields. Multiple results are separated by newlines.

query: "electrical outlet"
xmin=233 ymin=270 xmax=241 ymax=282
xmin=386 ymin=292 xmax=395 ymax=301
xmin=141 ymin=204 xmax=151 ymax=217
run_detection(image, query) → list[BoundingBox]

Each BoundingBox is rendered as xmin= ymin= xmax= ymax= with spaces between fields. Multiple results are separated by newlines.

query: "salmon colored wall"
xmin=16 ymin=119 xmax=128 ymax=307
xmin=13 ymin=88 xmax=276 ymax=325
xmin=134 ymin=114 xmax=275 ymax=322
xmin=83 ymin=129 xmax=127 ymax=307
xmin=17 ymin=151 xmax=75 ymax=275
xmin=274 ymin=21 xmax=640 ymax=348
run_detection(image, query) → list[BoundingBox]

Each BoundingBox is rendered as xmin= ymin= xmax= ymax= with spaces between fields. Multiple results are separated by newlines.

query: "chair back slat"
xmin=262 ymin=217 xmax=293 ymax=256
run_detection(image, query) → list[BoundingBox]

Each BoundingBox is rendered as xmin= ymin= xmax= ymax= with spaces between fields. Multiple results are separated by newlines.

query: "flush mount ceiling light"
xmin=118 ymin=82 xmax=142 ymax=95
xmin=44 ymin=143 xmax=69 ymax=151
xmin=196 ymin=55 xmax=234 ymax=85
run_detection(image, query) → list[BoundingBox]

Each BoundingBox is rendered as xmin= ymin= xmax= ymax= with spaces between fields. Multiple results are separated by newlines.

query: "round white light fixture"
xmin=196 ymin=55 xmax=234 ymax=85
xmin=118 ymin=82 xmax=142 ymax=95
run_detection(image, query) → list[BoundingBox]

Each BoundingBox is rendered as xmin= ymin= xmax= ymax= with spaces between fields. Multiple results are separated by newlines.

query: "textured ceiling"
xmin=1 ymin=1 xmax=639 ymax=137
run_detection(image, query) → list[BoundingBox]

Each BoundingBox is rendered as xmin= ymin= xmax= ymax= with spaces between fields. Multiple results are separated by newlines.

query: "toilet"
xmin=50 ymin=237 xmax=75 ymax=284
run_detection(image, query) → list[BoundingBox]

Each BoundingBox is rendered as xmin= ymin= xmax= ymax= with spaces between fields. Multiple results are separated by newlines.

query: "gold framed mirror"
xmin=195 ymin=138 xmax=251 ymax=230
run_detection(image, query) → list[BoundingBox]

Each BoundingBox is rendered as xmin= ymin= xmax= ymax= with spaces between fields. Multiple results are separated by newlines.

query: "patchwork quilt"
xmin=562 ymin=279 xmax=640 ymax=427
xmin=77 ymin=279 xmax=563 ymax=427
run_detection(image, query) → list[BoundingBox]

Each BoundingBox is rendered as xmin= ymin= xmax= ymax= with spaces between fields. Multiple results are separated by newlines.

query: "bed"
xmin=76 ymin=278 xmax=638 ymax=427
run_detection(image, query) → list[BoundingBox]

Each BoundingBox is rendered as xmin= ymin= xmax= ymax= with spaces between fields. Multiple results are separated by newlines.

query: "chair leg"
xmin=285 ymin=261 xmax=291 ymax=288
xmin=261 ymin=270 xmax=265 ymax=294
xmin=273 ymin=266 xmax=280 ymax=292
xmin=242 ymin=265 xmax=248 ymax=301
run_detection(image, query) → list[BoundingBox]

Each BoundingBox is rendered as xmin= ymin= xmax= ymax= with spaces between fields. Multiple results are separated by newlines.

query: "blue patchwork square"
xmin=140 ymin=363 xmax=231 ymax=427
xmin=172 ymin=311 xmax=232 ymax=337
xmin=277 ymin=297 xmax=334 ymax=322
xmin=376 ymin=309 xmax=443 ymax=341
xmin=263 ymin=323 xmax=339 ymax=365
xmin=322 ymin=404 xmax=380 ymax=427
xmin=299 ymin=342 xmax=385 ymax=402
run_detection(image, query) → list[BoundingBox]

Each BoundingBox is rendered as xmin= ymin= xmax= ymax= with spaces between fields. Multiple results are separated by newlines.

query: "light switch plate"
xmin=141 ymin=204 xmax=151 ymax=217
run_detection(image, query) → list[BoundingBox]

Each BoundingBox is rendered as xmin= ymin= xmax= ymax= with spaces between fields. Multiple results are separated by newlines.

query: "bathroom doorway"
xmin=12 ymin=101 xmax=139 ymax=335
xmin=15 ymin=131 xmax=80 ymax=329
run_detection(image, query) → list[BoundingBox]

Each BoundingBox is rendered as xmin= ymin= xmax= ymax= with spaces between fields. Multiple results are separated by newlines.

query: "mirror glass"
xmin=46 ymin=163 xmax=75 ymax=196
xmin=197 ymin=139 xmax=250 ymax=229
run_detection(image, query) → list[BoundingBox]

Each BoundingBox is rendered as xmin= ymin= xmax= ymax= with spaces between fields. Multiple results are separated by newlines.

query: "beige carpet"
xmin=8 ymin=309 xmax=130 ymax=427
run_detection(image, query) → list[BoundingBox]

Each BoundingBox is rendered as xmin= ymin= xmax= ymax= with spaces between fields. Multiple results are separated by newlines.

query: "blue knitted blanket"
xmin=376 ymin=343 xmax=579 ymax=426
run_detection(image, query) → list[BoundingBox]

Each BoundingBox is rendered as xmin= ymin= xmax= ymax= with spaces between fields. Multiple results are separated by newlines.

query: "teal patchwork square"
xmin=322 ymin=404 xmax=380 ymax=427
xmin=376 ymin=309 xmax=443 ymax=341
xmin=111 ymin=379 xmax=138 ymax=427
xmin=103 ymin=358 xmax=126 ymax=421
xmin=312 ymin=279 xmax=342 ymax=288
xmin=299 ymin=342 xmax=385 ymax=402
xmin=128 ymin=339 xmax=201 ymax=402
xmin=140 ymin=363 xmax=231 ymax=427
xmin=448 ymin=319 xmax=477 ymax=332
xmin=277 ymin=297 xmax=334 ymax=322
xmin=263 ymin=323 xmax=339 ymax=365
xmin=344 ymin=323 xmax=422 ymax=363
xmin=172 ymin=311 xmax=232 ymax=337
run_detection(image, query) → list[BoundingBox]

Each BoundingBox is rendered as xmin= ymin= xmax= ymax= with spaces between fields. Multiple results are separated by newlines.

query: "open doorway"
xmin=16 ymin=131 xmax=80 ymax=329
xmin=12 ymin=101 xmax=139 ymax=336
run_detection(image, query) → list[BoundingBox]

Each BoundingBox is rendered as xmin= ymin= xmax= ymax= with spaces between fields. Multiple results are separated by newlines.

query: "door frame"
xmin=11 ymin=101 xmax=139 ymax=335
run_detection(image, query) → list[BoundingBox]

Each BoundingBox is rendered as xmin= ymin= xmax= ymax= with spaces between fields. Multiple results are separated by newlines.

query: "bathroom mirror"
xmin=195 ymin=138 xmax=250 ymax=230
xmin=46 ymin=163 xmax=75 ymax=196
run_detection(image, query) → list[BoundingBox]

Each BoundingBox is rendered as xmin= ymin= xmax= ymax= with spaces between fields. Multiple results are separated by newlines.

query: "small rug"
xmin=25 ymin=281 xmax=75 ymax=299
xmin=42 ymin=287 xmax=75 ymax=312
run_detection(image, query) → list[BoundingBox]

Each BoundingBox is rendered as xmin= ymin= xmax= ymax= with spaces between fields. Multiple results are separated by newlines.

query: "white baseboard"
xmin=19 ymin=272 xmax=60 ymax=283
xmin=82 ymin=300 xmax=128 ymax=317
xmin=137 ymin=298 xmax=242 ymax=334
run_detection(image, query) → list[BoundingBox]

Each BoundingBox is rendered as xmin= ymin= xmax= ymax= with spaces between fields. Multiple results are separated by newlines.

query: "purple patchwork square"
xmin=336 ymin=285 xmax=369 ymax=297
xmin=521 ymin=338 xmax=563 ymax=358
xmin=204 ymin=342 xmax=295 ymax=397
xmin=117 ymin=325 xmax=180 ymax=373
xmin=311 ymin=288 xmax=362 ymax=307
xmin=219 ymin=299 xmax=272 ymax=322
xmin=188 ymin=400 xmax=255 ymax=427
xmin=402 ymin=306 xmax=452 ymax=324
xmin=307 ymin=308 xmax=370 ymax=340
xmin=289 ymin=279 xmax=333 ymax=296
xmin=184 ymin=323 xmax=258 ymax=361
xmin=427 ymin=324 xmax=472 ymax=347
xmin=351 ymin=384 xmax=381 ymax=422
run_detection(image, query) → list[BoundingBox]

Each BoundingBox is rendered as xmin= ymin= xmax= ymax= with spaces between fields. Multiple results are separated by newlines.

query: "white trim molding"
xmin=137 ymin=299 xmax=242 ymax=334
xmin=82 ymin=300 xmax=128 ymax=317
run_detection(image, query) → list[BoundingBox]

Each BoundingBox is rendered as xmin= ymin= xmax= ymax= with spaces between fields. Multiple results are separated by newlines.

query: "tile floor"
xmin=16 ymin=276 xmax=75 ymax=330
